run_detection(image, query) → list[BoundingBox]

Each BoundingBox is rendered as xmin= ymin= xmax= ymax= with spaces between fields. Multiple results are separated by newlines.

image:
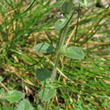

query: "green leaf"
xmin=60 ymin=45 xmax=65 ymax=53
xmin=41 ymin=79 xmax=59 ymax=88
xmin=39 ymin=88 xmax=55 ymax=101
xmin=55 ymin=18 xmax=68 ymax=31
xmin=0 ymin=88 xmax=5 ymax=94
xmin=5 ymin=90 xmax=24 ymax=102
xmin=62 ymin=2 xmax=69 ymax=13
xmin=41 ymin=78 xmax=51 ymax=87
xmin=0 ymin=88 xmax=5 ymax=98
xmin=36 ymin=67 xmax=51 ymax=81
xmin=0 ymin=76 xmax=3 ymax=82
xmin=37 ymin=105 xmax=43 ymax=110
xmin=51 ymin=83 xmax=59 ymax=89
xmin=33 ymin=43 xmax=55 ymax=53
xmin=17 ymin=99 xmax=34 ymax=110
xmin=79 ymin=0 xmax=88 ymax=7
xmin=0 ymin=5 xmax=5 ymax=14
xmin=61 ymin=46 xmax=84 ymax=59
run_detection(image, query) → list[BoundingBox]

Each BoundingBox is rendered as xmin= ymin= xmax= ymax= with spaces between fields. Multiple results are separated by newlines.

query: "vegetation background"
xmin=0 ymin=0 xmax=110 ymax=109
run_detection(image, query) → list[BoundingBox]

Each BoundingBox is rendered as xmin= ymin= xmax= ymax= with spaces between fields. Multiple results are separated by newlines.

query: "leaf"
xmin=55 ymin=18 xmax=68 ymax=31
xmin=60 ymin=45 xmax=65 ymax=53
xmin=0 ymin=76 xmax=3 ymax=82
xmin=0 ymin=88 xmax=5 ymax=94
xmin=51 ymin=83 xmax=59 ymax=89
xmin=41 ymin=79 xmax=59 ymax=88
xmin=62 ymin=2 xmax=69 ymax=13
xmin=5 ymin=90 xmax=24 ymax=102
xmin=17 ymin=99 xmax=34 ymax=110
xmin=0 ymin=88 xmax=5 ymax=98
xmin=33 ymin=43 xmax=55 ymax=53
xmin=36 ymin=67 xmax=51 ymax=81
xmin=61 ymin=46 xmax=84 ymax=59
xmin=39 ymin=88 xmax=55 ymax=101
xmin=0 ymin=5 xmax=5 ymax=14
xmin=41 ymin=78 xmax=51 ymax=87
xmin=79 ymin=0 xmax=88 ymax=7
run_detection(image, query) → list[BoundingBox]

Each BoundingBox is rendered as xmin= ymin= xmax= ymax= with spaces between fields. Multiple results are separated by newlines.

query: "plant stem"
xmin=0 ymin=99 xmax=13 ymax=110
xmin=44 ymin=100 xmax=50 ymax=110
xmin=50 ymin=24 xmax=69 ymax=82
xmin=44 ymin=0 xmax=73 ymax=109
xmin=50 ymin=0 xmax=73 ymax=82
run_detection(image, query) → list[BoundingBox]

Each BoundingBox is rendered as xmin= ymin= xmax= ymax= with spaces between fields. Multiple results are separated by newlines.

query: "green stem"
xmin=50 ymin=24 xmax=69 ymax=82
xmin=44 ymin=100 xmax=50 ymax=110
xmin=68 ymin=0 xmax=73 ymax=14
xmin=44 ymin=0 xmax=73 ymax=109
xmin=0 ymin=99 xmax=13 ymax=110
xmin=50 ymin=0 xmax=73 ymax=82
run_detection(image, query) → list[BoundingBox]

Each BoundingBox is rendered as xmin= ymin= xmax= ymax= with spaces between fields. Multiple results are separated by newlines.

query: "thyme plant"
xmin=33 ymin=0 xmax=85 ymax=109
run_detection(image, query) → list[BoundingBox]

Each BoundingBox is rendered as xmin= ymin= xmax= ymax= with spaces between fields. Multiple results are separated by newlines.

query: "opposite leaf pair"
xmin=33 ymin=42 xmax=84 ymax=101
xmin=33 ymin=42 xmax=84 ymax=59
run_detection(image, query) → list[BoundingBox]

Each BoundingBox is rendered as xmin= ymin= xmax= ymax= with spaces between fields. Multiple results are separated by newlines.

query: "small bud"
xmin=60 ymin=14 xmax=64 ymax=18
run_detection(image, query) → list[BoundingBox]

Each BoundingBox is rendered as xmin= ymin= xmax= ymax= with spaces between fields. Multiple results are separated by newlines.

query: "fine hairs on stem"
xmin=44 ymin=0 xmax=74 ymax=109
